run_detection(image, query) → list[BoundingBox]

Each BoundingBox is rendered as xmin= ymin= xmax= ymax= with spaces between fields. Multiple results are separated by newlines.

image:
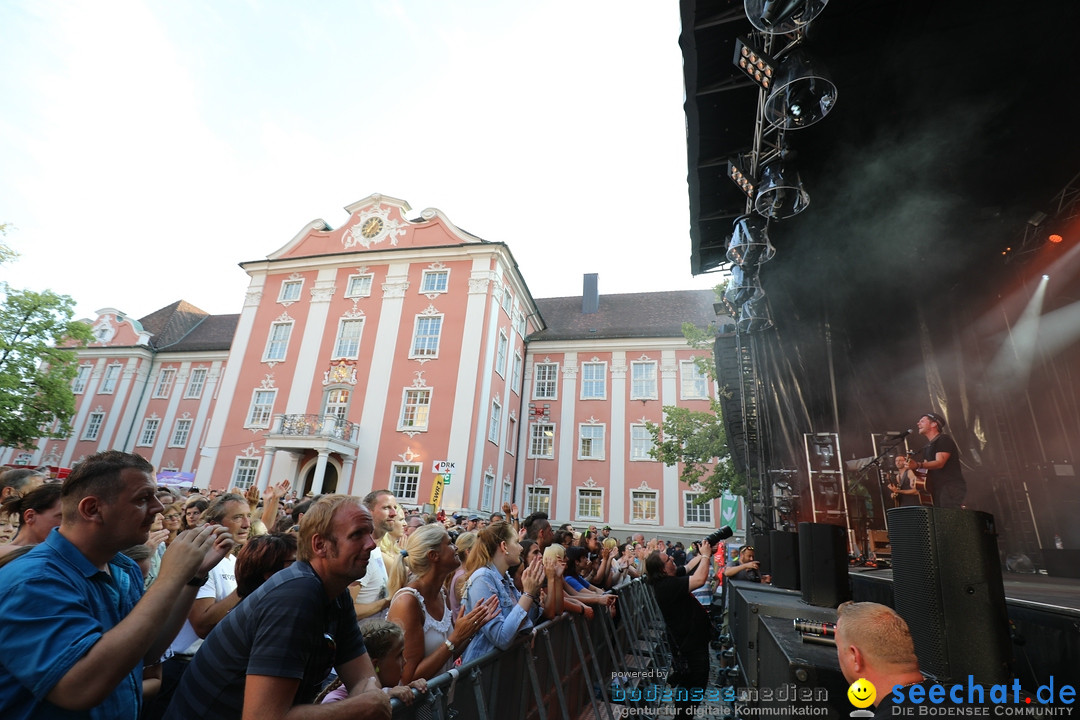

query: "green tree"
xmin=0 ymin=222 xmax=17 ymax=266
xmin=0 ymin=284 xmax=94 ymax=449
xmin=645 ymin=304 xmax=744 ymax=501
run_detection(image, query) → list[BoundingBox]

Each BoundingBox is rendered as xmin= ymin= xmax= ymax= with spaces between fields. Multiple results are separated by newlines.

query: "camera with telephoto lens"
xmin=702 ymin=526 xmax=734 ymax=546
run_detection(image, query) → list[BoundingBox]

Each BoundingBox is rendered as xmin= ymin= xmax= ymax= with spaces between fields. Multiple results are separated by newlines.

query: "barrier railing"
xmin=387 ymin=579 xmax=673 ymax=720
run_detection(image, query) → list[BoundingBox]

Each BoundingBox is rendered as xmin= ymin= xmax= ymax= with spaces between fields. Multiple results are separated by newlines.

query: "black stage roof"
xmin=681 ymin=0 xmax=1080 ymax=309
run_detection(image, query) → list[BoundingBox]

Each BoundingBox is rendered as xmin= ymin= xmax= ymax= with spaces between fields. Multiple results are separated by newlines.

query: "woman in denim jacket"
xmin=460 ymin=522 xmax=545 ymax=664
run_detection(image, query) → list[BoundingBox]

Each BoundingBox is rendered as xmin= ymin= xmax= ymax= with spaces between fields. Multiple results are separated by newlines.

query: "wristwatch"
xmin=187 ymin=574 xmax=209 ymax=587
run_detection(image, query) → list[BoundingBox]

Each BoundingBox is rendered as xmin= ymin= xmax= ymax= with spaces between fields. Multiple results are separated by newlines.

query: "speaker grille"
xmin=888 ymin=507 xmax=947 ymax=676
xmin=887 ymin=507 xmax=1011 ymax=684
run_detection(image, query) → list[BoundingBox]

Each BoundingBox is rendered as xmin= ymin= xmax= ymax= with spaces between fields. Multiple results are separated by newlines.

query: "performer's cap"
xmin=923 ymin=412 xmax=945 ymax=429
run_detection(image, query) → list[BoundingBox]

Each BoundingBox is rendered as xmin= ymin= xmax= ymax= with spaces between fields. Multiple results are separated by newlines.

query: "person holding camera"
xmin=723 ymin=544 xmax=769 ymax=584
xmin=644 ymin=540 xmax=713 ymax=717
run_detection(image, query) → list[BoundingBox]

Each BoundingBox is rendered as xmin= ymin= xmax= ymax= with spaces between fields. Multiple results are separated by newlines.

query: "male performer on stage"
xmin=908 ymin=412 xmax=966 ymax=509
xmin=888 ymin=454 xmax=922 ymax=507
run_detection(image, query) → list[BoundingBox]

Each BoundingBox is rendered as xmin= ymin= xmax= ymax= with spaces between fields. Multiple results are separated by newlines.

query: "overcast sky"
xmin=0 ymin=0 xmax=723 ymax=321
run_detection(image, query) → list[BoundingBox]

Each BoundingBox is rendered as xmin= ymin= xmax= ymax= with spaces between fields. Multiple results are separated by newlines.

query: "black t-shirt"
xmin=650 ymin=575 xmax=710 ymax=649
xmin=919 ymin=434 xmax=965 ymax=501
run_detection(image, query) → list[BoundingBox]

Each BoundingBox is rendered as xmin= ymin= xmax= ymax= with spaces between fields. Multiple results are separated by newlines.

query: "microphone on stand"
xmin=887 ymin=429 xmax=914 ymax=439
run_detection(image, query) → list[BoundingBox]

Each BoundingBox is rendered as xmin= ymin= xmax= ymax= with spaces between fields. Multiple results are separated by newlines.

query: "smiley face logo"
xmin=847 ymin=678 xmax=876 ymax=708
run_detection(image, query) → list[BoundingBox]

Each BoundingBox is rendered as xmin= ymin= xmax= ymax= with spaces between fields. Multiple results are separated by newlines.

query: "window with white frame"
xmin=481 ymin=472 xmax=495 ymax=511
xmin=578 ymin=424 xmax=605 ymax=460
xmin=503 ymin=478 xmax=512 ymax=508
xmin=390 ymin=463 xmax=420 ymax=503
xmin=247 ymin=389 xmax=277 ymax=428
xmin=511 ymin=352 xmax=522 ymax=392
xmin=278 ymin=279 xmax=303 ymax=302
xmin=170 ymin=418 xmax=193 ymax=447
xmin=680 ymin=359 xmax=709 ymax=399
xmin=576 ymin=488 xmax=603 ymax=520
xmin=410 ymin=315 xmax=443 ymax=358
xmin=153 ymin=368 xmax=176 ymax=398
xmin=630 ymin=361 xmax=658 ymax=400
xmin=137 ymin=418 xmax=160 ymax=447
xmin=506 ymin=416 xmax=517 ymax=456
xmin=333 ymin=318 xmax=365 ymax=359
xmin=82 ymin=412 xmax=105 ymax=441
xmin=185 ymin=368 xmax=208 ymax=399
xmin=630 ymin=424 xmax=655 ymax=461
xmin=99 ymin=364 xmax=121 ymax=394
xmin=495 ymin=331 xmax=508 ymax=377
xmin=489 ymin=400 xmax=502 ymax=444
xmin=580 ymin=362 xmax=606 ymax=400
xmin=324 ymin=388 xmax=350 ymax=420
xmin=399 ymin=388 xmax=431 ymax=431
xmin=529 ymin=422 xmax=555 ymax=458
xmin=233 ymin=457 xmax=260 ymax=490
xmin=514 ymin=312 xmax=526 ymax=336
xmin=533 ymin=363 xmax=558 ymax=400
xmin=72 ymin=365 xmax=92 ymax=394
xmin=345 ymin=273 xmax=374 ymax=298
xmin=631 ymin=489 xmax=658 ymax=522
xmin=420 ymin=269 xmax=449 ymax=294
xmin=684 ymin=493 xmax=713 ymax=525
xmin=501 ymin=288 xmax=512 ymax=314
xmin=263 ymin=322 xmax=293 ymax=362
xmin=525 ymin=486 xmax=551 ymax=516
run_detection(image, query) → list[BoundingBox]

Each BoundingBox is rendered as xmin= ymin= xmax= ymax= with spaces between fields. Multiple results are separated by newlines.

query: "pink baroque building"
xmin=4 ymin=194 xmax=725 ymax=537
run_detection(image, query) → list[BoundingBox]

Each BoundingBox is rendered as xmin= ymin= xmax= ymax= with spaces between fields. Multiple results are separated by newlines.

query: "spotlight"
xmin=726 ymin=215 xmax=775 ymax=266
xmin=733 ymin=37 xmax=778 ymax=91
xmin=763 ymin=49 xmax=838 ymax=130
xmin=725 ymin=264 xmax=765 ymax=307
xmin=744 ymin=0 xmax=830 ymax=34
xmin=754 ymin=157 xmax=809 ymax=219
xmin=737 ymin=295 xmax=774 ymax=333
xmin=1049 ymin=234 xmax=1064 ymax=243
xmin=728 ymin=158 xmax=758 ymax=199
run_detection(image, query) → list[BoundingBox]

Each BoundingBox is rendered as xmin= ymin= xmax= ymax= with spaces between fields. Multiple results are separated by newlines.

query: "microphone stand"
xmin=850 ymin=434 xmax=907 ymax=541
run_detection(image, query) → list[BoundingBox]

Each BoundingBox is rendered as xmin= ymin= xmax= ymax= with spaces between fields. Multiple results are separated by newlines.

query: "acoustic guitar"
xmin=899 ymin=452 xmax=934 ymax=506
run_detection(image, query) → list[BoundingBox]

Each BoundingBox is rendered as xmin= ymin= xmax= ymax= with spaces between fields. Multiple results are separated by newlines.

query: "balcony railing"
xmin=270 ymin=414 xmax=358 ymax=444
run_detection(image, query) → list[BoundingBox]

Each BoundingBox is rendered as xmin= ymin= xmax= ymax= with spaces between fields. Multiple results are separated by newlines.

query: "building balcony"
xmin=265 ymin=413 xmax=359 ymax=456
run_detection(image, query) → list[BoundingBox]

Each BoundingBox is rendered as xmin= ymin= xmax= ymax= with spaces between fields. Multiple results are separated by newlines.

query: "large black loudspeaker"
xmin=752 ymin=531 xmax=771 ymax=576
xmin=769 ymin=530 xmax=800 ymax=590
xmin=887 ymin=506 xmax=1011 ymax=684
xmin=797 ymin=522 xmax=850 ymax=607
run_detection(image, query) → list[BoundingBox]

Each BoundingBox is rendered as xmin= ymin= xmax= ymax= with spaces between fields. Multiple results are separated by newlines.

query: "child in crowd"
xmin=317 ymin=620 xmax=427 ymax=705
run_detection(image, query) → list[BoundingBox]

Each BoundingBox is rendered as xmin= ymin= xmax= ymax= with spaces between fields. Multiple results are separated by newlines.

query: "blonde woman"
xmin=447 ymin=531 xmax=475 ymax=617
xmin=387 ymin=525 xmax=499 ymax=683
xmin=461 ymin=522 xmax=546 ymax=664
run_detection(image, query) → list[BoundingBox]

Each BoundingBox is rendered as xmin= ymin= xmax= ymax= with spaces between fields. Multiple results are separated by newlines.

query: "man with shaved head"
xmin=835 ymin=602 xmax=931 ymax=717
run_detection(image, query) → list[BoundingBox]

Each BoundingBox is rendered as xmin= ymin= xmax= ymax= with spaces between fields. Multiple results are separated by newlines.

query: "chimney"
xmin=582 ymin=273 xmax=599 ymax=314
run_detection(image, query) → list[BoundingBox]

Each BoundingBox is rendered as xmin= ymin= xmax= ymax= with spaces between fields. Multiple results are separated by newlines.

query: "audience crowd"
xmin=0 ymin=459 xmax=731 ymax=719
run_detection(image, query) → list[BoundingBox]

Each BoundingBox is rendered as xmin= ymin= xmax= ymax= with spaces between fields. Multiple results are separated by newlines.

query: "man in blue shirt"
xmin=0 ymin=450 xmax=234 ymax=719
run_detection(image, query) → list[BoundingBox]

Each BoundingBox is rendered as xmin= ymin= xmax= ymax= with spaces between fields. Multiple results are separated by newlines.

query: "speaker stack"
xmin=887 ymin=506 xmax=1012 ymax=684
xmin=797 ymin=522 xmax=851 ymax=607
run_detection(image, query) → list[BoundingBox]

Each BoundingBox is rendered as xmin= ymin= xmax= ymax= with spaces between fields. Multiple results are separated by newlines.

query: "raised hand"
xmin=160 ymin=525 xmax=234 ymax=584
xmin=453 ymin=595 xmax=499 ymax=644
xmin=521 ymin=557 xmax=545 ymax=596
xmin=145 ymin=528 xmax=170 ymax=548
xmin=244 ymin=485 xmax=260 ymax=508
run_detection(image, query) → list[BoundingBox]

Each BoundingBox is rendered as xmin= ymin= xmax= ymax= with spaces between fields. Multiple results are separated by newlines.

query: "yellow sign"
xmin=429 ymin=475 xmax=445 ymax=507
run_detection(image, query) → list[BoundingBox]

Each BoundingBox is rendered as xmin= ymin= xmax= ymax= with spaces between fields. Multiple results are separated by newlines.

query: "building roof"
xmin=530 ymin=289 xmax=717 ymax=342
xmin=136 ymin=301 xmax=237 ymax=353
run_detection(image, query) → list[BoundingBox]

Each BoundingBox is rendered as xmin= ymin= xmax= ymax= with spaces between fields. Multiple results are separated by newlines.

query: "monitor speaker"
xmin=797 ymin=522 xmax=850 ymax=607
xmin=886 ymin=506 xmax=1012 ymax=684
xmin=770 ymin=530 xmax=800 ymax=590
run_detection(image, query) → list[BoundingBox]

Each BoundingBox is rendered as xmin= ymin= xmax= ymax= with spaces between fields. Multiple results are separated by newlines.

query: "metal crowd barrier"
xmin=388 ymin=579 xmax=674 ymax=720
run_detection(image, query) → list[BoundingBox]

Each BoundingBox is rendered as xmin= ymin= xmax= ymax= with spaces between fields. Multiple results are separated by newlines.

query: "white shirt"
xmin=165 ymin=554 xmax=237 ymax=657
